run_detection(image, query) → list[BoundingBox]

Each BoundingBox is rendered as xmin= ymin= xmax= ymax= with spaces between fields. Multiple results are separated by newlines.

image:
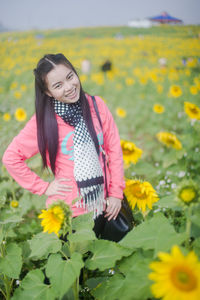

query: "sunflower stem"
xmin=3 ymin=275 xmax=11 ymax=300
xmin=185 ymin=206 xmax=192 ymax=250
xmin=0 ymin=287 xmax=6 ymax=299
xmin=59 ymin=250 xmax=69 ymax=260
xmin=72 ymin=279 xmax=79 ymax=300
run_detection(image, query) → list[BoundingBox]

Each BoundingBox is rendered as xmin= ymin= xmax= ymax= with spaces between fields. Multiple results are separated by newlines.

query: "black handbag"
xmin=91 ymin=96 xmax=134 ymax=242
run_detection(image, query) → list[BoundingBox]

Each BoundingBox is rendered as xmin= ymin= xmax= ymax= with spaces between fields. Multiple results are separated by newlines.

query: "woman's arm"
xmin=2 ymin=114 xmax=49 ymax=195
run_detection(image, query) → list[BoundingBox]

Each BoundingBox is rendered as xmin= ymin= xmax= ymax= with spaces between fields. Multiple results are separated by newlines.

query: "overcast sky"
xmin=0 ymin=0 xmax=199 ymax=31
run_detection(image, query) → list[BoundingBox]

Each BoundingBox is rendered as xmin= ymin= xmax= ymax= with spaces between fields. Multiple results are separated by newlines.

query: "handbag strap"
xmin=91 ymin=96 xmax=109 ymax=198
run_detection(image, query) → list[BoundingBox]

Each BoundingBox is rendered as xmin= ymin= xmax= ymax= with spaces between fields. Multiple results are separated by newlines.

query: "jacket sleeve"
xmin=95 ymin=96 xmax=125 ymax=199
xmin=2 ymin=114 xmax=50 ymax=195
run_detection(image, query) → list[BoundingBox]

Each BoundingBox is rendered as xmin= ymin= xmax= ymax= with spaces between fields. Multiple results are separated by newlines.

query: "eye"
xmin=55 ymin=83 xmax=62 ymax=89
xmin=68 ymin=73 xmax=73 ymax=79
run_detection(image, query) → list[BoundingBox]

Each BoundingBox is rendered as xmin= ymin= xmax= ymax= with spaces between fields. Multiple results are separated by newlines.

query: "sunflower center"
xmin=132 ymin=184 xmax=147 ymax=200
xmin=123 ymin=149 xmax=134 ymax=155
xmin=51 ymin=207 xmax=64 ymax=223
xmin=180 ymin=188 xmax=196 ymax=202
xmin=123 ymin=145 xmax=135 ymax=156
xmin=166 ymin=137 xmax=175 ymax=145
xmin=171 ymin=266 xmax=197 ymax=292
xmin=190 ymin=107 xmax=198 ymax=114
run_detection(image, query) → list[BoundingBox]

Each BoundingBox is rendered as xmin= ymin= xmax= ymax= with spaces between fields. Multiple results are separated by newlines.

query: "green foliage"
xmin=92 ymin=251 xmax=153 ymax=300
xmin=119 ymin=212 xmax=186 ymax=256
xmin=12 ymin=269 xmax=56 ymax=300
xmin=85 ymin=240 xmax=132 ymax=271
xmin=0 ymin=243 xmax=22 ymax=279
xmin=46 ymin=252 xmax=84 ymax=299
xmin=28 ymin=232 xmax=62 ymax=260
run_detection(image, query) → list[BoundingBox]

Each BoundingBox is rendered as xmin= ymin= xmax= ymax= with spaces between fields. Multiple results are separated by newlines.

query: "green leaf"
xmin=68 ymin=227 xmax=96 ymax=243
xmin=93 ymin=251 xmax=153 ymax=300
xmin=156 ymin=195 xmax=178 ymax=209
xmin=46 ymin=252 xmax=84 ymax=299
xmin=118 ymin=251 xmax=153 ymax=299
xmin=0 ymin=243 xmax=22 ymax=278
xmin=119 ymin=212 xmax=186 ymax=256
xmin=0 ymin=214 xmax=23 ymax=224
xmin=68 ymin=212 xmax=96 ymax=254
xmin=86 ymin=277 xmax=107 ymax=290
xmin=72 ymin=211 xmax=94 ymax=231
xmin=85 ymin=240 xmax=132 ymax=271
xmin=0 ymin=193 xmax=7 ymax=209
xmin=11 ymin=269 xmax=55 ymax=300
xmin=117 ymin=249 xmax=153 ymax=274
xmin=91 ymin=274 xmax=125 ymax=300
xmin=0 ymin=226 xmax=4 ymax=244
xmin=28 ymin=232 xmax=62 ymax=260
xmin=190 ymin=208 xmax=200 ymax=227
xmin=130 ymin=161 xmax=156 ymax=177
xmin=162 ymin=149 xmax=185 ymax=168
xmin=193 ymin=237 xmax=200 ymax=259
xmin=19 ymin=192 xmax=46 ymax=215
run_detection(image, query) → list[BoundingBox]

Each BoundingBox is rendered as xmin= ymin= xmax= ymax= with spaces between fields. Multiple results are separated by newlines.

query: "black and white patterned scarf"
xmin=53 ymin=98 xmax=105 ymax=218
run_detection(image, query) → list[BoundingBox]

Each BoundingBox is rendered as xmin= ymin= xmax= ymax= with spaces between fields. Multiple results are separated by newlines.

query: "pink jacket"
xmin=2 ymin=94 xmax=125 ymax=217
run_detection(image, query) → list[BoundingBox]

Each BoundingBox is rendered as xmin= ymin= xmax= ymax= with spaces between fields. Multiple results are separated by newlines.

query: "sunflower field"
xmin=0 ymin=25 xmax=200 ymax=300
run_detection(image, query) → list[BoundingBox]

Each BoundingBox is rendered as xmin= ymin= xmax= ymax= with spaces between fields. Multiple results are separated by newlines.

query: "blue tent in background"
xmin=149 ymin=12 xmax=183 ymax=24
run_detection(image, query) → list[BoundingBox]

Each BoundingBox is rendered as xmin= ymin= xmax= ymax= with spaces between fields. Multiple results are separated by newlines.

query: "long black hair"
xmin=33 ymin=53 xmax=99 ymax=175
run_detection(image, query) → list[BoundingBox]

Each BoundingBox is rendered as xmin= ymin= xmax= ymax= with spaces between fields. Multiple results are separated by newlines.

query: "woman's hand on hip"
xmin=44 ymin=178 xmax=72 ymax=197
xmin=104 ymin=196 xmax=122 ymax=221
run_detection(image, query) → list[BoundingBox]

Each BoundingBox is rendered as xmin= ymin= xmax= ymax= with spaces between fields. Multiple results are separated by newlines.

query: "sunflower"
xmin=156 ymin=132 xmax=182 ymax=150
xmin=10 ymin=200 xmax=19 ymax=208
xmin=116 ymin=107 xmax=127 ymax=118
xmin=187 ymin=58 xmax=197 ymax=68
xmin=3 ymin=113 xmax=11 ymax=121
xmin=79 ymin=74 xmax=87 ymax=83
xmin=176 ymin=180 xmax=200 ymax=206
xmin=169 ymin=85 xmax=182 ymax=98
xmin=15 ymin=108 xmax=27 ymax=122
xmin=10 ymin=82 xmax=18 ymax=90
xmin=148 ymin=245 xmax=200 ymax=300
xmin=38 ymin=200 xmax=72 ymax=236
xmin=190 ymin=86 xmax=198 ymax=95
xmin=91 ymin=73 xmax=104 ymax=85
xmin=157 ymin=84 xmax=163 ymax=94
xmin=139 ymin=77 xmax=148 ymax=85
xmin=150 ymin=73 xmax=158 ymax=83
xmin=14 ymin=91 xmax=22 ymax=99
xmin=124 ymin=179 xmax=159 ymax=212
xmin=185 ymin=69 xmax=191 ymax=76
xmin=20 ymin=84 xmax=27 ymax=91
xmin=125 ymin=78 xmax=135 ymax=86
xmin=38 ymin=205 xmax=65 ymax=236
xmin=107 ymin=70 xmax=115 ymax=80
xmin=153 ymin=104 xmax=165 ymax=114
xmin=184 ymin=102 xmax=200 ymax=120
xmin=120 ymin=140 xmax=143 ymax=166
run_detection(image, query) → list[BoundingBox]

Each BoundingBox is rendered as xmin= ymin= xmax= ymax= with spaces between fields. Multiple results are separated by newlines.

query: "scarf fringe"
xmin=75 ymin=184 xmax=106 ymax=219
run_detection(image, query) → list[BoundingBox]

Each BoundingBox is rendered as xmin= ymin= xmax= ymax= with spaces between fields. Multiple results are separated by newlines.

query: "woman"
xmin=2 ymin=53 xmax=125 ymax=235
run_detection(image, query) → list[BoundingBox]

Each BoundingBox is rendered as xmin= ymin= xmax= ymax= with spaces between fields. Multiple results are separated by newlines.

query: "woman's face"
xmin=45 ymin=64 xmax=81 ymax=104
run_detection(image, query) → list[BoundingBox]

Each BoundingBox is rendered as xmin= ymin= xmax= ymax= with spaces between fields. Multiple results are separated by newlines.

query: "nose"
xmin=63 ymin=80 xmax=72 ymax=92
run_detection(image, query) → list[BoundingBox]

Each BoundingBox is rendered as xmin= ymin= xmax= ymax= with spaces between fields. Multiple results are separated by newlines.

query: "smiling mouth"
xmin=66 ymin=89 xmax=76 ymax=98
